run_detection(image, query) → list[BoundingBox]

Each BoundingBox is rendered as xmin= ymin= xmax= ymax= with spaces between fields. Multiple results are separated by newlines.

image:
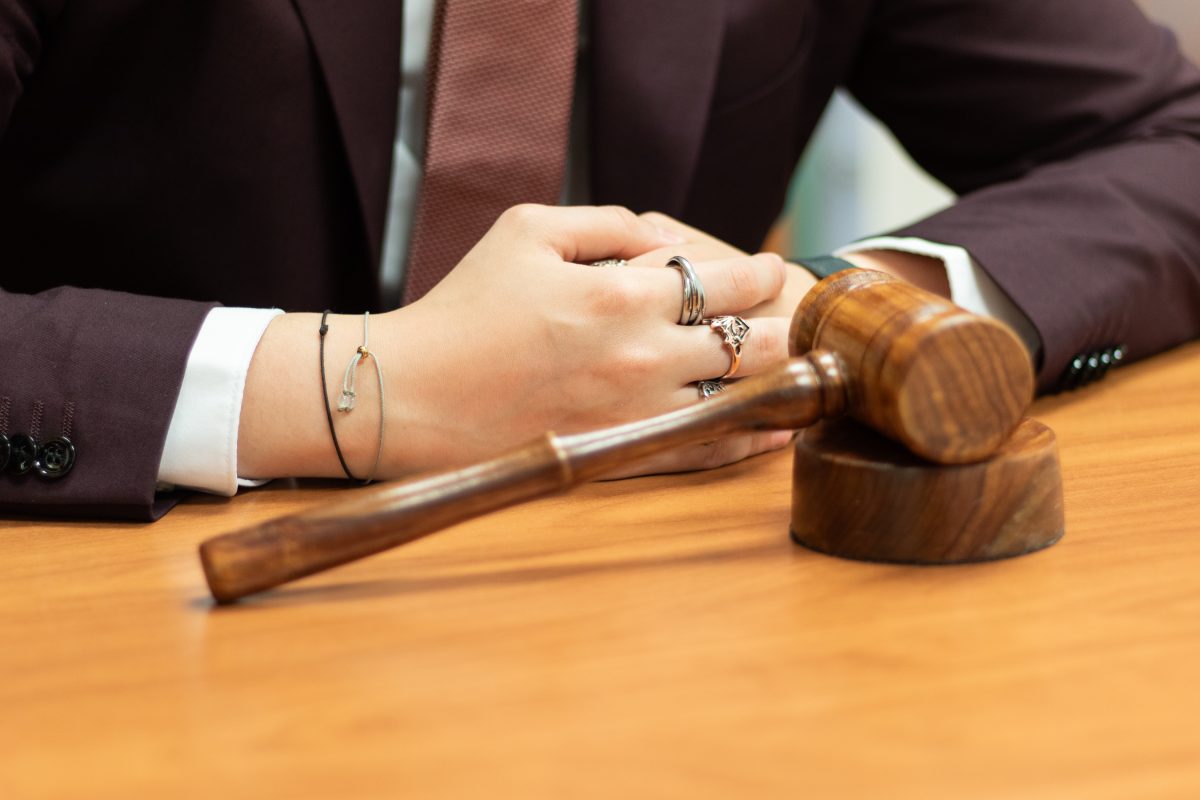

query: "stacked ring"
xmin=705 ymin=315 xmax=751 ymax=379
xmin=666 ymin=256 xmax=707 ymax=325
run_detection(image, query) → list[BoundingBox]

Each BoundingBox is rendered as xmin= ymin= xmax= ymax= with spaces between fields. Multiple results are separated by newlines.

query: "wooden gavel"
xmin=200 ymin=270 xmax=1056 ymax=603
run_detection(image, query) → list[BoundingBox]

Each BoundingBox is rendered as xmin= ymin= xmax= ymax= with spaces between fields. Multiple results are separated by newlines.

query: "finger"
xmin=637 ymin=211 xmax=721 ymax=246
xmin=630 ymin=252 xmax=787 ymax=323
xmin=671 ymin=316 xmax=792 ymax=384
xmin=690 ymin=253 xmax=787 ymax=316
xmin=626 ymin=240 xmax=745 ymax=269
xmin=500 ymin=204 xmax=684 ymax=263
xmin=601 ymin=429 xmax=795 ymax=480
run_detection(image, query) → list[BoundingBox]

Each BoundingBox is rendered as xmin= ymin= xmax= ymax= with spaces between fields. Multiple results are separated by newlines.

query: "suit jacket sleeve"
xmin=1 ymin=1 xmax=217 ymax=519
xmin=846 ymin=0 xmax=1200 ymax=392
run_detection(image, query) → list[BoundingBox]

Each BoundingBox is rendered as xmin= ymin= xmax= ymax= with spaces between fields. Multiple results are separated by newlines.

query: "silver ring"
xmin=666 ymin=255 xmax=707 ymax=325
xmin=698 ymin=379 xmax=725 ymax=399
xmin=704 ymin=315 xmax=751 ymax=379
xmin=589 ymin=258 xmax=628 ymax=267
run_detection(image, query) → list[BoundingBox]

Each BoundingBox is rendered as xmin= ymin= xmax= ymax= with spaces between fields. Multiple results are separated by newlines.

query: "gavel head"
xmin=790 ymin=270 xmax=1034 ymax=463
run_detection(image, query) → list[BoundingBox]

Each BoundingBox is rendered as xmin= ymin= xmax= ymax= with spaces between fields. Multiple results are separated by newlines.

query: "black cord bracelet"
xmin=795 ymin=255 xmax=859 ymax=281
xmin=319 ymin=310 xmax=360 ymax=482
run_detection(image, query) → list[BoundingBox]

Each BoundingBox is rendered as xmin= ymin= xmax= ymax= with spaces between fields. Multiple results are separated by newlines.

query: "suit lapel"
xmin=590 ymin=0 xmax=725 ymax=216
xmin=291 ymin=0 xmax=403 ymax=269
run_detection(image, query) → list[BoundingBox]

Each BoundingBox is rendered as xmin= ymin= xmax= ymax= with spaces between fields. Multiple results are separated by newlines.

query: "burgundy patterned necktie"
xmin=402 ymin=0 xmax=579 ymax=304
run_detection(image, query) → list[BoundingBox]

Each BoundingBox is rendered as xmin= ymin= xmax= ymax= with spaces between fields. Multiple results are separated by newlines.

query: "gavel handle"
xmin=199 ymin=352 xmax=847 ymax=603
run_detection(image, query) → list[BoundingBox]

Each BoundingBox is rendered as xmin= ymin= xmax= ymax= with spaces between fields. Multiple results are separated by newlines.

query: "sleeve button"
xmin=8 ymin=435 xmax=38 ymax=475
xmin=35 ymin=437 xmax=76 ymax=479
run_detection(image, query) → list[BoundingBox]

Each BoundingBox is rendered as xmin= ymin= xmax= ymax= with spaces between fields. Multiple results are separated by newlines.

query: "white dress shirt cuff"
xmin=836 ymin=236 xmax=1042 ymax=357
xmin=158 ymin=306 xmax=283 ymax=495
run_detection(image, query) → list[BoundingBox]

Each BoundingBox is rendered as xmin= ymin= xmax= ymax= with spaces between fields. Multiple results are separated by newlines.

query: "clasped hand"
xmin=384 ymin=204 xmax=817 ymax=477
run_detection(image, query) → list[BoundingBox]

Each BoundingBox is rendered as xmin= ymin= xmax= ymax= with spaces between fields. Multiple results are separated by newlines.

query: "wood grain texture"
xmin=791 ymin=269 xmax=1034 ymax=462
xmin=791 ymin=417 xmax=1064 ymax=563
xmin=3 ymin=342 xmax=1200 ymax=799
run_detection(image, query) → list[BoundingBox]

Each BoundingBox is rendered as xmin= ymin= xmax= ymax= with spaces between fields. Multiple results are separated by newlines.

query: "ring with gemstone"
xmin=589 ymin=258 xmax=628 ymax=267
xmin=704 ymin=315 xmax=751 ymax=379
xmin=697 ymin=379 xmax=725 ymax=399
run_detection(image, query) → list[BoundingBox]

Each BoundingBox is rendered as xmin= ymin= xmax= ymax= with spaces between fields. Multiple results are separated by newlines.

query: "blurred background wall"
xmin=775 ymin=1 xmax=1200 ymax=257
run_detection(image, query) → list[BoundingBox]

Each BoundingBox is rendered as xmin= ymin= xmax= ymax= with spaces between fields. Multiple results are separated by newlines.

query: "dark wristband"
xmin=795 ymin=255 xmax=858 ymax=281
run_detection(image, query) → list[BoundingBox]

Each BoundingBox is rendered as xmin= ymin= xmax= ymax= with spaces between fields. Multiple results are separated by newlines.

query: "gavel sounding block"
xmin=791 ymin=417 xmax=1063 ymax=564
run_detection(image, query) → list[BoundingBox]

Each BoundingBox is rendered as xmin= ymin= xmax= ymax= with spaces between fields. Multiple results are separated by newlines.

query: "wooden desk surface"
xmin=3 ymin=344 xmax=1200 ymax=799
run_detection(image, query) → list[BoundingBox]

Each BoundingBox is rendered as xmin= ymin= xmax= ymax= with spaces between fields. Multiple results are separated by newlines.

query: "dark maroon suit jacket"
xmin=2 ymin=0 xmax=1199 ymax=519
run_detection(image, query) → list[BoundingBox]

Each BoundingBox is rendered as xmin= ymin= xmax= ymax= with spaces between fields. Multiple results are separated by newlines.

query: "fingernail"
xmin=657 ymin=226 xmax=686 ymax=244
xmin=768 ymin=431 xmax=795 ymax=449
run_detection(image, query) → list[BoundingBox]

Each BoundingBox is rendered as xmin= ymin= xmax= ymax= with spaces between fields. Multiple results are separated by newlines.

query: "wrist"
xmin=238 ymin=311 xmax=393 ymax=480
xmin=838 ymin=250 xmax=951 ymax=297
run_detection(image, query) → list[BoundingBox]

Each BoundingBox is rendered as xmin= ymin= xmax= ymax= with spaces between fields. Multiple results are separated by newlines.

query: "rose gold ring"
xmin=704 ymin=315 xmax=751 ymax=379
